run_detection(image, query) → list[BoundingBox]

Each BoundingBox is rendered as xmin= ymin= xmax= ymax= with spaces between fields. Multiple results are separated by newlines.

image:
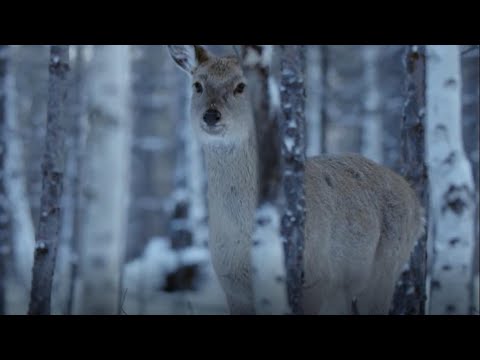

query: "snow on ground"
xmin=5 ymin=275 xmax=30 ymax=315
xmin=122 ymin=242 xmax=229 ymax=315
xmin=122 ymin=237 xmax=228 ymax=315
xmin=5 ymin=238 xmax=229 ymax=315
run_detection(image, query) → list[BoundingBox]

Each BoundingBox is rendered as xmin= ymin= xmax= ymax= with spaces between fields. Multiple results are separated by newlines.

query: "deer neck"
xmin=202 ymin=128 xmax=259 ymax=280
xmin=204 ymin=130 xmax=259 ymax=229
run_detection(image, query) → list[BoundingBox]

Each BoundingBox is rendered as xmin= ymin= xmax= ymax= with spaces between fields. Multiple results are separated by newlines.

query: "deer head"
xmin=168 ymin=45 xmax=255 ymax=147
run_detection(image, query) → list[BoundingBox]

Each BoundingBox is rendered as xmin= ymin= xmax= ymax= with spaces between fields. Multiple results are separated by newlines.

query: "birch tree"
xmin=52 ymin=45 xmax=88 ymax=314
xmin=76 ymin=45 xmax=132 ymax=315
xmin=1 ymin=46 xmax=36 ymax=314
xmin=361 ymin=45 xmax=383 ymax=163
xmin=391 ymin=45 xmax=428 ymax=315
xmin=460 ymin=45 xmax=479 ymax=313
xmin=0 ymin=47 xmax=36 ymax=315
xmin=280 ymin=45 xmax=307 ymax=314
xmin=16 ymin=46 xmax=50 ymax=229
xmin=426 ymin=45 xmax=477 ymax=315
xmin=242 ymin=45 xmax=289 ymax=315
xmin=126 ymin=45 xmax=178 ymax=313
xmin=0 ymin=45 xmax=10 ymax=315
xmin=28 ymin=45 xmax=70 ymax=315
xmin=127 ymin=45 xmax=176 ymax=261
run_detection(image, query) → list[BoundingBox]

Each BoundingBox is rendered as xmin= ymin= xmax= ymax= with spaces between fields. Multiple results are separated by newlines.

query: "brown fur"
xmin=168 ymin=45 xmax=424 ymax=314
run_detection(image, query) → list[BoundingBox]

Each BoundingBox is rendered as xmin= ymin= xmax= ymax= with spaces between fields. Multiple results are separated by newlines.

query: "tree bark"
xmin=280 ymin=45 xmax=307 ymax=315
xmin=16 ymin=46 xmax=50 ymax=233
xmin=391 ymin=45 xmax=428 ymax=315
xmin=51 ymin=45 xmax=88 ymax=315
xmin=76 ymin=45 xmax=132 ymax=315
xmin=28 ymin=45 xmax=70 ymax=315
xmin=426 ymin=45 xmax=476 ymax=315
xmin=460 ymin=46 xmax=479 ymax=313
xmin=0 ymin=45 xmax=11 ymax=315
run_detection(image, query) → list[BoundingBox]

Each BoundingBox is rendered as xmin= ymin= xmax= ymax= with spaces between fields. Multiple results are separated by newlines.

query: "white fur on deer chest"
xmin=203 ymin=140 xmax=258 ymax=302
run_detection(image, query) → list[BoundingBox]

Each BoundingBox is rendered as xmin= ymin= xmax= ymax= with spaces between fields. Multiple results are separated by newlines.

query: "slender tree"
xmin=391 ymin=45 xmax=428 ymax=315
xmin=51 ymin=45 xmax=88 ymax=315
xmin=426 ymin=45 xmax=476 ymax=315
xmin=28 ymin=45 xmax=70 ymax=315
xmin=127 ymin=45 xmax=177 ymax=261
xmin=64 ymin=45 xmax=89 ymax=315
xmin=460 ymin=45 xmax=479 ymax=313
xmin=16 ymin=46 xmax=50 ymax=230
xmin=0 ymin=45 xmax=11 ymax=315
xmin=242 ymin=45 xmax=289 ymax=315
xmin=76 ymin=45 xmax=132 ymax=315
xmin=280 ymin=45 xmax=307 ymax=314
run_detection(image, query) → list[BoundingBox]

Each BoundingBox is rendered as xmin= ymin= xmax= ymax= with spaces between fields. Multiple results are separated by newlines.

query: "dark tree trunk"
xmin=391 ymin=45 xmax=428 ymax=315
xmin=461 ymin=46 xmax=479 ymax=288
xmin=28 ymin=45 xmax=70 ymax=315
xmin=280 ymin=45 xmax=307 ymax=315
xmin=0 ymin=45 xmax=12 ymax=315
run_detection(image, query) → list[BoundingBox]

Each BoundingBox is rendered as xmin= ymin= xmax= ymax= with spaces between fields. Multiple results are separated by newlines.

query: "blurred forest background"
xmin=0 ymin=45 xmax=478 ymax=315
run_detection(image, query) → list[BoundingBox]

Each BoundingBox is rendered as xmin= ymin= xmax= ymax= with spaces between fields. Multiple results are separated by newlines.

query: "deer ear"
xmin=168 ymin=45 xmax=211 ymax=74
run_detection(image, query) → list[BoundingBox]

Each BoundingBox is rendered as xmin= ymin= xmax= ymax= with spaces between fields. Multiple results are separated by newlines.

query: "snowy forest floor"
xmin=121 ymin=259 xmax=229 ymax=315
xmin=4 ymin=259 xmax=479 ymax=315
xmin=5 ymin=262 xmax=229 ymax=315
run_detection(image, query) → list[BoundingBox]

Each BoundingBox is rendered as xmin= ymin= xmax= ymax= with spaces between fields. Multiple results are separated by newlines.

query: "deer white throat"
xmin=202 ymin=131 xmax=259 ymax=305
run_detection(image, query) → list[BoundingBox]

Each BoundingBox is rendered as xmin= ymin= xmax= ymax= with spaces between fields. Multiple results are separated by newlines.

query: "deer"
xmin=168 ymin=45 xmax=425 ymax=315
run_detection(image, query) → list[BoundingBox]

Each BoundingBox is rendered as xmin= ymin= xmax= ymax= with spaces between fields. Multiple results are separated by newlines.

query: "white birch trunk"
xmin=361 ymin=45 xmax=383 ymax=164
xmin=426 ymin=45 xmax=476 ymax=315
xmin=76 ymin=45 xmax=132 ymax=315
xmin=4 ymin=56 xmax=35 ymax=291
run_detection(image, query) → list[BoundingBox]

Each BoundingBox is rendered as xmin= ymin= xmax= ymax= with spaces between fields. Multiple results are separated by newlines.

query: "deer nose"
xmin=203 ymin=109 xmax=222 ymax=126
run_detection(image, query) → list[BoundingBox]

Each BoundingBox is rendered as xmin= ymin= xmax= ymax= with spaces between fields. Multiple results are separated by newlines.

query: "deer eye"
xmin=234 ymin=82 xmax=246 ymax=96
xmin=194 ymin=82 xmax=203 ymax=94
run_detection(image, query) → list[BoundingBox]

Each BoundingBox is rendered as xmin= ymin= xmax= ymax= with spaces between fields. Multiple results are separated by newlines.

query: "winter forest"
xmin=0 ymin=44 xmax=478 ymax=315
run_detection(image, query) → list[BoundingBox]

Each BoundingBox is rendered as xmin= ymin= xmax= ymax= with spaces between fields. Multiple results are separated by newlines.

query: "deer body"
xmin=169 ymin=45 xmax=424 ymax=315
